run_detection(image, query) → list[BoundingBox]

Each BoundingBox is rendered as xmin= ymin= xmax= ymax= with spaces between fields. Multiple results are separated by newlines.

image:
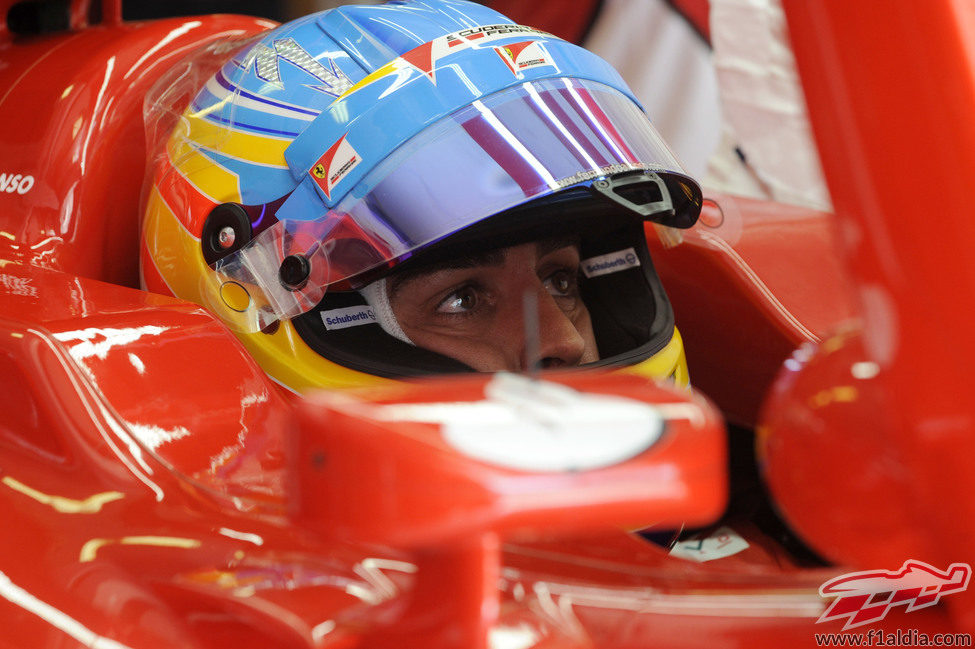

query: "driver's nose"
xmin=525 ymin=289 xmax=587 ymax=370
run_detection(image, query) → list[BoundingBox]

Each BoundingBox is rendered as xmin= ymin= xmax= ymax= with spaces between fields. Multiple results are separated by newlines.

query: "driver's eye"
xmin=545 ymin=270 xmax=576 ymax=297
xmin=437 ymin=285 xmax=478 ymax=314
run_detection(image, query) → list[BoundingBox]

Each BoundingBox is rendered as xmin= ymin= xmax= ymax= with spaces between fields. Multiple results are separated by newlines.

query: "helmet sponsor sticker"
xmin=448 ymin=24 xmax=553 ymax=45
xmin=340 ymin=24 xmax=558 ymax=98
xmin=320 ymin=305 xmax=377 ymax=330
xmin=0 ymin=172 xmax=35 ymax=195
xmin=403 ymin=25 xmax=555 ymax=83
xmin=581 ymin=248 xmax=641 ymax=278
xmin=310 ymin=135 xmax=361 ymax=199
xmin=817 ymin=560 xmax=971 ymax=630
xmin=669 ymin=526 xmax=750 ymax=563
xmin=495 ymin=41 xmax=552 ymax=75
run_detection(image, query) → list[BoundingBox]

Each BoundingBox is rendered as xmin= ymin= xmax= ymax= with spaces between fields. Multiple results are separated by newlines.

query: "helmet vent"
xmin=616 ymin=183 xmax=665 ymax=207
xmin=592 ymin=172 xmax=675 ymax=223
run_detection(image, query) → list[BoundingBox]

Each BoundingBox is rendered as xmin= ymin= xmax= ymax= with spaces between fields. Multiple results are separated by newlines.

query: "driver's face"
xmin=388 ymin=239 xmax=599 ymax=371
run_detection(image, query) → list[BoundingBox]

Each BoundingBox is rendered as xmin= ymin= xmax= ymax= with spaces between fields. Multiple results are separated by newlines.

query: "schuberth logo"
xmin=581 ymin=248 xmax=641 ymax=278
xmin=320 ymin=306 xmax=377 ymax=331
xmin=817 ymin=560 xmax=971 ymax=630
xmin=309 ymin=135 xmax=360 ymax=199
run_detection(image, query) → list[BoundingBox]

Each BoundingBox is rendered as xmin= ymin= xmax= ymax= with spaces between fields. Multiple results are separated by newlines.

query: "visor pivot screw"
xmin=202 ymin=203 xmax=251 ymax=264
xmin=594 ymin=179 xmax=611 ymax=189
xmin=217 ymin=226 xmax=236 ymax=249
xmin=279 ymin=254 xmax=311 ymax=291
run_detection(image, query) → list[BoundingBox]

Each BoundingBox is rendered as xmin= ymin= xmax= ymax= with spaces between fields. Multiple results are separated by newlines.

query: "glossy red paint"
xmin=760 ymin=330 xmax=924 ymax=569
xmin=1 ymin=2 xmax=972 ymax=647
xmin=291 ymin=372 xmax=729 ymax=648
xmin=294 ymin=373 xmax=726 ymax=547
xmin=0 ymin=10 xmax=274 ymax=288
xmin=0 ymin=255 xmax=833 ymax=648
xmin=649 ymin=193 xmax=857 ymax=428
xmin=2 ymin=260 xmax=947 ymax=647
xmin=762 ymin=0 xmax=975 ymax=632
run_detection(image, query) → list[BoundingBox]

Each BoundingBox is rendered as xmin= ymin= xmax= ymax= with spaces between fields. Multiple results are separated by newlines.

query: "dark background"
xmin=6 ymin=1 xmax=597 ymax=44
xmin=123 ymin=1 xmax=289 ymax=22
xmin=8 ymin=0 xmax=291 ymax=33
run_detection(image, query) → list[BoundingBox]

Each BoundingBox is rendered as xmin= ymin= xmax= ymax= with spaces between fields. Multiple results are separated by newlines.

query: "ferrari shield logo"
xmin=309 ymin=135 xmax=360 ymax=200
xmin=495 ymin=40 xmax=552 ymax=74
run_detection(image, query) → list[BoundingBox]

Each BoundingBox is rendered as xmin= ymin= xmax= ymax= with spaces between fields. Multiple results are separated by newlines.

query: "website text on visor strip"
xmin=209 ymin=79 xmax=684 ymax=333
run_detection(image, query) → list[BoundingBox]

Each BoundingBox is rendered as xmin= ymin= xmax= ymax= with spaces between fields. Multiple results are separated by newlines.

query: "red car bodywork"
xmin=0 ymin=1 xmax=972 ymax=647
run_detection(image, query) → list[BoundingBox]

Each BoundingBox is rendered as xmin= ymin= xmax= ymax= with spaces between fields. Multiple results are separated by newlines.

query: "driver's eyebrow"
xmin=536 ymin=234 xmax=581 ymax=258
xmin=388 ymin=249 xmax=506 ymax=299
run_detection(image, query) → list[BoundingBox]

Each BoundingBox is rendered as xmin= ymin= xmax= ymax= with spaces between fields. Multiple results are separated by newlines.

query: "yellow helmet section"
xmin=144 ymin=175 xmax=394 ymax=393
xmin=620 ymin=328 xmax=689 ymax=387
xmin=178 ymin=108 xmax=291 ymax=166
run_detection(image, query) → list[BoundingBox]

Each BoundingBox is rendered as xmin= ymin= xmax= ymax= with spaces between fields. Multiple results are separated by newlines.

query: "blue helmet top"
xmin=179 ymin=0 xmax=700 ymax=332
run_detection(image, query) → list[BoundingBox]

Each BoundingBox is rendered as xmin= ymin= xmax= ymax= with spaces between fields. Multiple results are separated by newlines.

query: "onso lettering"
xmin=0 ymin=173 xmax=35 ymax=195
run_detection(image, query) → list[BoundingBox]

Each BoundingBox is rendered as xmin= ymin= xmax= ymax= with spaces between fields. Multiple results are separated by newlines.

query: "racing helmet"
xmin=141 ymin=0 xmax=702 ymax=393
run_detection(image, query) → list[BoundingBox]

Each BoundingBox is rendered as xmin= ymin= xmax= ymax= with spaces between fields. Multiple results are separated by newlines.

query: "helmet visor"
xmin=211 ymin=78 xmax=699 ymax=332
